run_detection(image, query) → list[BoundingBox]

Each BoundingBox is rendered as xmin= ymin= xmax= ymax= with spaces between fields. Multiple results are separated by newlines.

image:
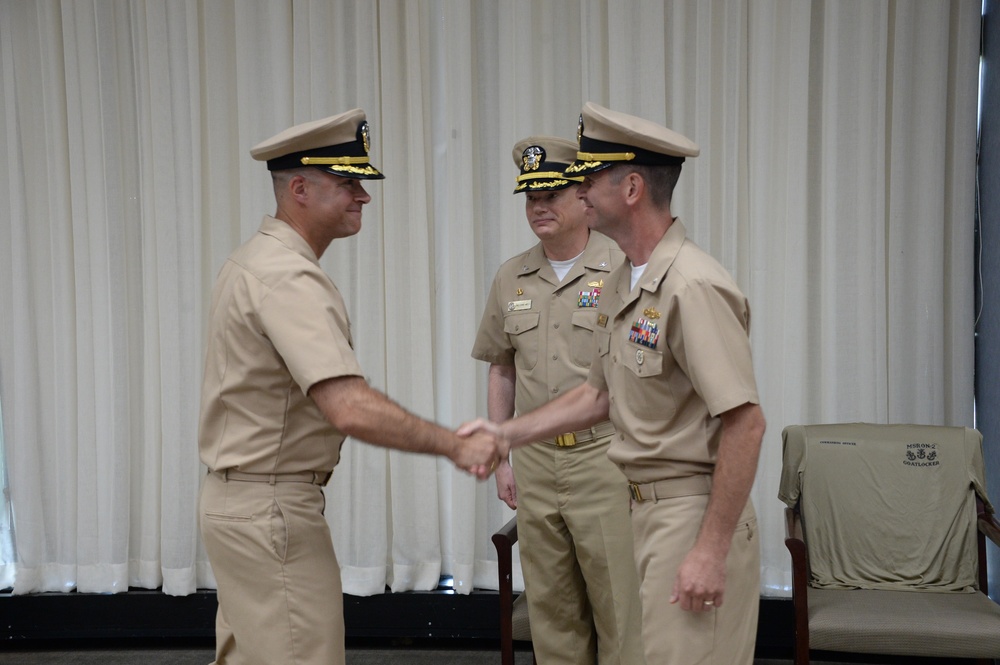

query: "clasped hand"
xmin=454 ymin=418 xmax=508 ymax=480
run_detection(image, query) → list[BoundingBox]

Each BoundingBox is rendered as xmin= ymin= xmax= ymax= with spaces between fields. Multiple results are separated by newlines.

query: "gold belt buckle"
xmin=628 ymin=482 xmax=643 ymax=502
xmin=555 ymin=432 xmax=577 ymax=447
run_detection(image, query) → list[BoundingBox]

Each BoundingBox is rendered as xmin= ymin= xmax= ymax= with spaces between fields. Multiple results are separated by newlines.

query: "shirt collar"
xmin=258 ymin=215 xmax=320 ymax=264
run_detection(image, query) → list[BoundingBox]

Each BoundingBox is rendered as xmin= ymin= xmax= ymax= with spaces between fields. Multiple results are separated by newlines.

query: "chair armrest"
xmin=978 ymin=508 xmax=1000 ymax=549
xmin=784 ymin=506 xmax=809 ymax=592
xmin=784 ymin=506 xmax=811 ymax=664
xmin=492 ymin=515 xmax=518 ymax=594
xmin=492 ymin=515 xmax=519 ymax=665
xmin=784 ymin=505 xmax=803 ymax=542
xmin=492 ymin=515 xmax=519 ymax=549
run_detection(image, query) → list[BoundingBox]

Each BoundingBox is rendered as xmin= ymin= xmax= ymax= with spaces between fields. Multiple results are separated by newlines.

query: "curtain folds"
xmin=0 ymin=0 xmax=980 ymax=599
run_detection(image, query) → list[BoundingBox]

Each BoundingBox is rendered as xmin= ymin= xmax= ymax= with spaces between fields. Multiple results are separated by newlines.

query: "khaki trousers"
xmin=200 ymin=472 xmax=345 ymax=665
xmin=513 ymin=436 xmax=645 ymax=665
xmin=631 ymin=493 xmax=759 ymax=665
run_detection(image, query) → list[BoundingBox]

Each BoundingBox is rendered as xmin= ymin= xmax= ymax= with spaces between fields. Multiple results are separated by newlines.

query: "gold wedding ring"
xmin=703 ymin=600 xmax=714 ymax=606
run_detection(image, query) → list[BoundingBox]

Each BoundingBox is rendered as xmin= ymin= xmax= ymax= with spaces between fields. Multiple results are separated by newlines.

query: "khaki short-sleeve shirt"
xmin=589 ymin=220 xmax=760 ymax=482
xmin=472 ymin=232 xmax=622 ymax=416
xmin=198 ymin=216 xmax=364 ymax=474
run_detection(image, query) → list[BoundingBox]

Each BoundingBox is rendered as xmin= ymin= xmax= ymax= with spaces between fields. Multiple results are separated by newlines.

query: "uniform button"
xmin=551 ymin=387 xmax=559 ymax=394
xmin=552 ymin=354 xmax=558 ymax=360
xmin=619 ymin=435 xmax=625 ymax=442
xmin=514 ymin=325 xmax=520 ymax=331
xmin=553 ymin=323 xmax=560 ymax=329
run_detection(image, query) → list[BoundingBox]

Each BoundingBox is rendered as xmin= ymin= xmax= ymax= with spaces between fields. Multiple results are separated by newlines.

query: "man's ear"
xmin=623 ymin=171 xmax=644 ymax=205
xmin=288 ymin=173 xmax=309 ymax=202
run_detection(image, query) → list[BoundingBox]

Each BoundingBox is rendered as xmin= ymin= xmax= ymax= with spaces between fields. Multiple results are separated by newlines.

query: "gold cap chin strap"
xmin=575 ymin=151 xmax=636 ymax=162
xmin=516 ymin=170 xmax=585 ymax=184
xmin=301 ymin=156 xmax=372 ymax=166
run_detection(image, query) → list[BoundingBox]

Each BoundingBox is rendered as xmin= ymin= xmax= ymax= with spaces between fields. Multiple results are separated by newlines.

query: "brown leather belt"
xmin=541 ymin=420 xmax=616 ymax=447
xmin=628 ymin=474 xmax=712 ymax=503
xmin=213 ymin=469 xmax=332 ymax=486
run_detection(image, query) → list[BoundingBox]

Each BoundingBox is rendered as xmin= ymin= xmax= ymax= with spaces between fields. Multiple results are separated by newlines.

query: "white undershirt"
xmin=548 ymin=250 xmax=585 ymax=282
xmin=630 ymin=261 xmax=648 ymax=291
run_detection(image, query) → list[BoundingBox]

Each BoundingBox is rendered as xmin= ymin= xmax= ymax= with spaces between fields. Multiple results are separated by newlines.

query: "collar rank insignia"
xmin=522 ymin=145 xmax=544 ymax=172
xmin=578 ymin=288 xmax=601 ymax=308
xmin=643 ymin=307 xmax=661 ymax=320
xmin=587 ymin=279 xmax=604 ymax=288
xmin=598 ymin=261 xmax=607 ymax=269
xmin=629 ymin=317 xmax=660 ymax=349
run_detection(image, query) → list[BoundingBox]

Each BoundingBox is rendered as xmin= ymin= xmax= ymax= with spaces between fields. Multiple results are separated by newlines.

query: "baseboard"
xmin=0 ymin=589 xmax=794 ymax=656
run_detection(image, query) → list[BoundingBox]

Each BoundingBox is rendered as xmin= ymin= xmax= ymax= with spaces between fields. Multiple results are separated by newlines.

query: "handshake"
xmin=451 ymin=418 xmax=509 ymax=480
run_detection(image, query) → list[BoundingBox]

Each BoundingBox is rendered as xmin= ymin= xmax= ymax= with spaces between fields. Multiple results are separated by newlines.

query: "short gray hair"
xmin=271 ymin=167 xmax=322 ymax=200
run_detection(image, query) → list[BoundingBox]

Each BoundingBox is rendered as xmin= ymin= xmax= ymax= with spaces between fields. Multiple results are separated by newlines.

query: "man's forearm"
xmin=693 ymin=402 xmax=765 ymax=554
xmin=310 ymin=376 xmax=459 ymax=457
xmin=501 ymin=381 xmax=609 ymax=449
xmin=487 ymin=364 xmax=516 ymax=424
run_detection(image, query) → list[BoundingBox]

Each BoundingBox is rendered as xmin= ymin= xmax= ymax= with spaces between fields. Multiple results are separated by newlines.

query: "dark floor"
xmin=0 ymin=650 xmax=847 ymax=665
xmin=0 ymin=644 xmax=531 ymax=665
xmin=0 ymin=643 xmax=965 ymax=665
xmin=0 ymin=637 xmax=991 ymax=664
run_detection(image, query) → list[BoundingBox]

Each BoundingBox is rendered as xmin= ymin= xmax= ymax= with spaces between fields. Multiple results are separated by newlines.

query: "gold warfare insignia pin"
xmin=577 ymin=113 xmax=584 ymax=145
xmin=361 ymin=121 xmax=371 ymax=154
xmin=587 ymin=279 xmax=604 ymax=288
xmin=597 ymin=313 xmax=608 ymax=327
xmin=643 ymin=307 xmax=661 ymax=320
xmin=522 ymin=146 xmax=544 ymax=172
xmin=516 ymin=288 xmax=524 ymax=296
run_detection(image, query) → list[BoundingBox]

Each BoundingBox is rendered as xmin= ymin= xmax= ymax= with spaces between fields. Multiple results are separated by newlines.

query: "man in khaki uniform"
xmin=462 ymin=103 xmax=765 ymax=664
xmin=472 ymin=137 xmax=644 ymax=665
xmin=198 ymin=109 xmax=505 ymax=665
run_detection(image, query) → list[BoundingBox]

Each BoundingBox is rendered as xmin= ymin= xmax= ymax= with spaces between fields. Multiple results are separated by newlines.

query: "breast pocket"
xmin=620 ymin=345 xmax=676 ymax=421
xmin=570 ymin=310 xmax=599 ymax=367
xmin=504 ymin=312 xmax=540 ymax=370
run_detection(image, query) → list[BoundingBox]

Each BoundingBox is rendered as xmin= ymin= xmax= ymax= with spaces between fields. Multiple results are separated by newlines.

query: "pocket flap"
xmin=504 ymin=312 xmax=539 ymax=335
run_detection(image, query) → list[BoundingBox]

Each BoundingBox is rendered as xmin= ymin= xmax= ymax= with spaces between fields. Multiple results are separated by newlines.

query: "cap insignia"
xmin=360 ymin=121 xmax=371 ymax=154
xmin=521 ymin=146 xmax=544 ymax=172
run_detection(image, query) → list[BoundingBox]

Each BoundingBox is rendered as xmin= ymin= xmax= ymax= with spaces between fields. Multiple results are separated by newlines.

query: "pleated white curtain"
xmin=0 ymin=0 xmax=980 ymax=599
